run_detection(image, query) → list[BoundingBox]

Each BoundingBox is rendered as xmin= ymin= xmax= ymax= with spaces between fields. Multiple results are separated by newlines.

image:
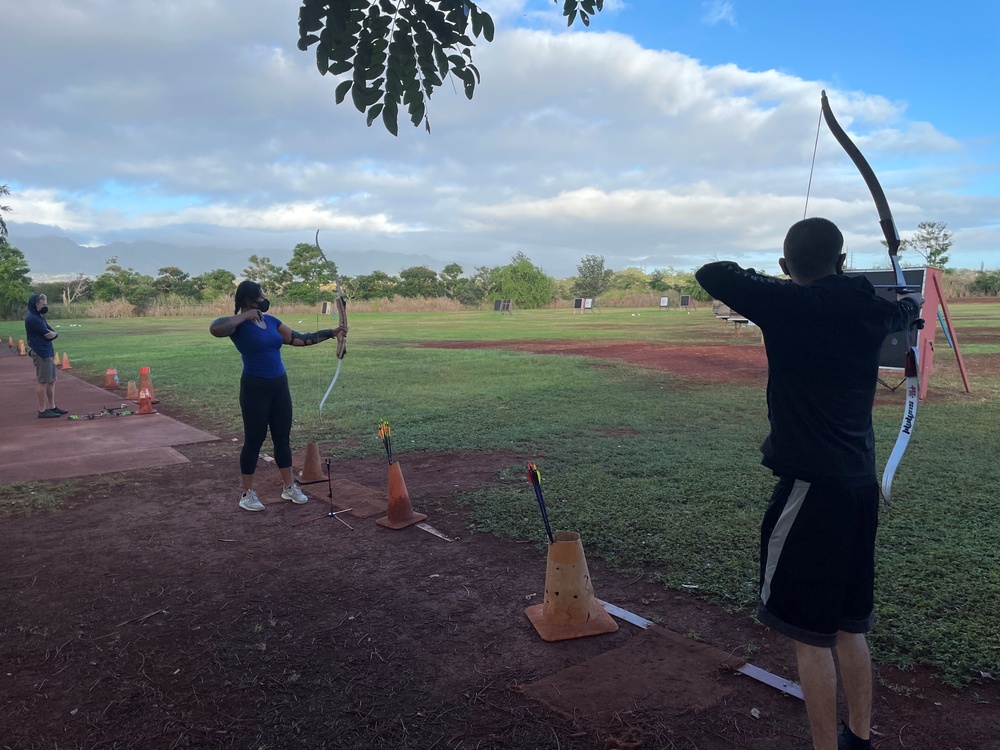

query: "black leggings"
xmin=239 ymin=373 xmax=293 ymax=475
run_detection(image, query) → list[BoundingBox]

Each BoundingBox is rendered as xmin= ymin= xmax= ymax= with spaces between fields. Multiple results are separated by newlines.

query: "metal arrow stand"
xmin=293 ymin=458 xmax=353 ymax=529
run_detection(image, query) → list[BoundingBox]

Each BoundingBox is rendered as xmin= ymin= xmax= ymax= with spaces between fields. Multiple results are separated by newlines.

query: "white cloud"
xmin=702 ymin=1 xmax=736 ymax=27
xmin=3 ymin=2 xmax=996 ymax=277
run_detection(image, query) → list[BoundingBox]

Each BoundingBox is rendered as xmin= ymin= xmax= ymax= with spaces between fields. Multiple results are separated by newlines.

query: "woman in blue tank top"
xmin=210 ymin=280 xmax=347 ymax=511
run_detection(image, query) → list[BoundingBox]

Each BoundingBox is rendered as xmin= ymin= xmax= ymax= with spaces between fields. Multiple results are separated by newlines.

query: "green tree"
xmin=296 ymin=0 xmax=604 ymax=135
xmin=571 ymin=254 xmax=614 ymax=298
xmin=648 ymin=269 xmax=671 ymax=293
xmin=286 ymin=242 xmax=338 ymax=302
xmin=397 ymin=265 xmax=444 ymax=298
xmin=353 ymin=270 xmax=398 ymax=300
xmin=0 ymin=184 xmax=11 ymax=245
xmin=0 ymin=242 xmax=31 ymax=318
xmin=91 ymin=257 xmax=156 ymax=307
xmin=439 ymin=263 xmax=486 ymax=305
xmin=495 ymin=253 xmax=554 ymax=309
xmin=242 ymin=255 xmax=291 ymax=297
xmin=440 ymin=263 xmax=464 ymax=298
xmin=193 ymin=269 xmax=237 ymax=300
xmin=908 ymin=221 xmax=953 ymax=269
xmin=970 ymin=270 xmax=1000 ymax=297
xmin=607 ymin=267 xmax=650 ymax=294
xmin=469 ymin=265 xmax=500 ymax=304
xmin=155 ymin=266 xmax=198 ymax=299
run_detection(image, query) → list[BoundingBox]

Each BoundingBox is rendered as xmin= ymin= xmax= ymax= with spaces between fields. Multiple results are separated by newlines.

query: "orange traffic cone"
xmin=297 ymin=442 xmax=325 ymax=482
xmin=525 ymin=531 xmax=619 ymax=642
xmin=126 ymin=380 xmax=138 ymax=399
xmin=137 ymin=387 xmax=156 ymax=414
xmin=376 ymin=461 xmax=427 ymax=529
xmin=104 ymin=368 xmax=119 ymax=389
xmin=17 ymin=339 xmax=26 ymax=355
xmin=61 ymin=353 xmax=71 ymax=370
xmin=136 ymin=366 xmax=159 ymax=403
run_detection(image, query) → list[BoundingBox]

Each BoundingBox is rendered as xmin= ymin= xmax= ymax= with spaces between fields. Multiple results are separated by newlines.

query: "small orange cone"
xmin=61 ymin=353 xmax=71 ymax=370
xmin=104 ymin=368 xmax=119 ymax=389
xmin=135 ymin=366 xmax=159 ymax=403
xmin=525 ymin=531 xmax=619 ymax=642
xmin=126 ymin=380 xmax=138 ymax=399
xmin=376 ymin=461 xmax=427 ymax=529
xmin=17 ymin=339 xmax=26 ymax=355
xmin=297 ymin=442 xmax=325 ymax=482
xmin=137 ymin=387 xmax=156 ymax=414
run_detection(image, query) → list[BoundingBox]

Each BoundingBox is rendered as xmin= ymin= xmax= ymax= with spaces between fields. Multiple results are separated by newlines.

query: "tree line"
xmin=0 ymin=239 xmax=710 ymax=319
xmin=2 ymin=185 xmax=995 ymax=319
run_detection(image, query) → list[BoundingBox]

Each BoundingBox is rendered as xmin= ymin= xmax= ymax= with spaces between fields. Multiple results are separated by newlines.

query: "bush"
xmin=89 ymin=299 xmax=136 ymax=318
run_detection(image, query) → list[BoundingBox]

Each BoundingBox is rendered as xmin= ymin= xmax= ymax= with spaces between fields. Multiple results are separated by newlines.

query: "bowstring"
xmin=803 ymin=104 xmax=824 ymax=219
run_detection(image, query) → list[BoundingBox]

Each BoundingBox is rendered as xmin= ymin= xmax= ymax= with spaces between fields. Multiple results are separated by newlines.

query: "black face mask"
xmin=38 ymin=306 xmax=49 ymax=315
xmin=257 ymin=299 xmax=270 ymax=313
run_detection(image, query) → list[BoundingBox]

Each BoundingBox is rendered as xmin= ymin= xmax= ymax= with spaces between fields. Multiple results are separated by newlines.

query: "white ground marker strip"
xmin=735 ymin=663 xmax=804 ymax=700
xmin=415 ymin=522 xmax=453 ymax=542
xmin=597 ymin=599 xmax=656 ymax=628
xmin=597 ymin=598 xmax=803 ymax=701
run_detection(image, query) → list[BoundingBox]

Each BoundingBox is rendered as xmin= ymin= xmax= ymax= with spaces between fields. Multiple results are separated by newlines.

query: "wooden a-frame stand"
xmin=914 ymin=266 xmax=971 ymax=400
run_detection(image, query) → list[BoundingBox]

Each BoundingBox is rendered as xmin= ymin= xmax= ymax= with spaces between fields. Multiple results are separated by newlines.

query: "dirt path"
xmin=2 ymin=340 xmax=997 ymax=749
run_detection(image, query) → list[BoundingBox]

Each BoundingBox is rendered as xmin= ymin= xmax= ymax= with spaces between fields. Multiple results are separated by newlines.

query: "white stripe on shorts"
xmin=760 ymin=479 xmax=810 ymax=606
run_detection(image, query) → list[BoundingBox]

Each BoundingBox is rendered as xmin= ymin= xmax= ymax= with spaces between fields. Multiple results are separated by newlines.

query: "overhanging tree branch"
xmin=297 ymin=0 xmax=604 ymax=135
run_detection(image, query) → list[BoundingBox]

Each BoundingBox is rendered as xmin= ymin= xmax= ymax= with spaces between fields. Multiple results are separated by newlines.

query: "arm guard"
xmin=290 ymin=329 xmax=333 ymax=346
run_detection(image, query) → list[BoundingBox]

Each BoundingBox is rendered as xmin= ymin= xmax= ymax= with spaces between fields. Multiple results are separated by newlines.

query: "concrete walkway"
xmin=0 ymin=348 xmax=218 ymax=485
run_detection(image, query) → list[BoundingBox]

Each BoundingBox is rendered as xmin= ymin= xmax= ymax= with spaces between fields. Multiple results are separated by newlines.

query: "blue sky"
xmin=595 ymin=2 xmax=997 ymax=142
xmin=3 ymin=0 xmax=998 ymax=278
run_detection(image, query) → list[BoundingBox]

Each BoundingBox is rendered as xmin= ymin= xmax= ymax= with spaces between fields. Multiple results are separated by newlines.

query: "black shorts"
xmin=756 ymin=476 xmax=879 ymax=647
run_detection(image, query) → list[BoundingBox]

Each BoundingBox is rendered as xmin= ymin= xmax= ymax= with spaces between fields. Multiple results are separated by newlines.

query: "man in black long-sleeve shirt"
xmin=695 ymin=217 xmax=923 ymax=750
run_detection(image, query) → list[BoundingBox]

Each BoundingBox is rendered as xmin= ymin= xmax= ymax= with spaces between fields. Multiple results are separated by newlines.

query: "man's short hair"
xmin=783 ymin=217 xmax=844 ymax=279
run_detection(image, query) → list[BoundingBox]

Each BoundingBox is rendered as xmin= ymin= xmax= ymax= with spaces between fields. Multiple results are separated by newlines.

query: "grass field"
xmin=3 ymin=302 xmax=999 ymax=686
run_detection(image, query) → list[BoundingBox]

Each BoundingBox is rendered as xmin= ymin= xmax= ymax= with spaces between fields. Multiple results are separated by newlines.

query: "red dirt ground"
xmin=2 ymin=338 xmax=997 ymax=750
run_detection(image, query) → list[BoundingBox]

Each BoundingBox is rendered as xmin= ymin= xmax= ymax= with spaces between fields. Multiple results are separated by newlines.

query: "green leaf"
xmin=351 ymin=81 xmax=369 ymax=112
xmin=382 ymin=102 xmax=400 ymax=136
xmin=335 ymin=80 xmax=353 ymax=104
xmin=365 ymin=85 xmax=384 ymax=106
xmin=434 ymin=45 xmax=449 ymax=75
xmin=409 ymin=99 xmax=425 ymax=127
xmin=366 ymin=103 xmax=385 ymax=127
xmin=480 ymin=12 xmax=495 ymax=42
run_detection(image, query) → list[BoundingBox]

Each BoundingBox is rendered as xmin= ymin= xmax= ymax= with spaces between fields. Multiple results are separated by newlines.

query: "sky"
xmin=3 ymin=0 xmax=999 ymax=279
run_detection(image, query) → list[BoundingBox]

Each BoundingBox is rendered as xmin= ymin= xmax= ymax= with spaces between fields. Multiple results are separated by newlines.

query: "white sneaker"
xmin=281 ymin=482 xmax=309 ymax=504
xmin=239 ymin=489 xmax=265 ymax=512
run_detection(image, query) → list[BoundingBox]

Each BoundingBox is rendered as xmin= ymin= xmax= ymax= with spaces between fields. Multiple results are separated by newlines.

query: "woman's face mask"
xmin=37 ymin=300 xmax=49 ymax=315
xmin=256 ymin=298 xmax=270 ymax=313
